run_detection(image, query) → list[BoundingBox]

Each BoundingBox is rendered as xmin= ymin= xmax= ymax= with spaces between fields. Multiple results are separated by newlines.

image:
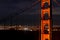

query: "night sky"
xmin=0 ymin=0 xmax=60 ymax=25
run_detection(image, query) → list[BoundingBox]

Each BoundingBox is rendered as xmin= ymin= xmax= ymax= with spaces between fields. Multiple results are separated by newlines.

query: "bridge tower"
xmin=40 ymin=0 xmax=51 ymax=40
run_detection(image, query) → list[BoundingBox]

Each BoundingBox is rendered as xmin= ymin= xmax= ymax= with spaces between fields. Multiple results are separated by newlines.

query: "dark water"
xmin=0 ymin=30 xmax=60 ymax=40
xmin=52 ymin=31 xmax=60 ymax=40
xmin=0 ymin=30 xmax=39 ymax=40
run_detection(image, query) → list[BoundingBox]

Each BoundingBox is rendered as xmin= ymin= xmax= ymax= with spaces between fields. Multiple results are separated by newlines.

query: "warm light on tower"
xmin=39 ymin=0 xmax=51 ymax=40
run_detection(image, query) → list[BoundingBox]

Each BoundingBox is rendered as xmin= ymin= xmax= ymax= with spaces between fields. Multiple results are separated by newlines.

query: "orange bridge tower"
xmin=40 ymin=0 xmax=51 ymax=40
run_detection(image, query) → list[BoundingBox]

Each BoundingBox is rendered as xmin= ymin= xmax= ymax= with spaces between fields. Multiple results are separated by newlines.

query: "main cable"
xmin=0 ymin=0 xmax=40 ymax=23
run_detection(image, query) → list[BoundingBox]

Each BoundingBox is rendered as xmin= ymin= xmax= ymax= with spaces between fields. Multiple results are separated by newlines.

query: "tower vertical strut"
xmin=40 ymin=0 xmax=51 ymax=40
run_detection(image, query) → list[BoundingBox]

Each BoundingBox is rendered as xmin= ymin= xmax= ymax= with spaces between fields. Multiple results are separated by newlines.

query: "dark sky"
xmin=0 ymin=0 xmax=33 ymax=18
xmin=0 ymin=0 xmax=60 ymax=18
xmin=0 ymin=0 xmax=60 ymax=25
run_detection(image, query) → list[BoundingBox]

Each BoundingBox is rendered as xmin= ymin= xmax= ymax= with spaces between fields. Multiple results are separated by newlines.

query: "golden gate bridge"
xmin=0 ymin=0 xmax=60 ymax=40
